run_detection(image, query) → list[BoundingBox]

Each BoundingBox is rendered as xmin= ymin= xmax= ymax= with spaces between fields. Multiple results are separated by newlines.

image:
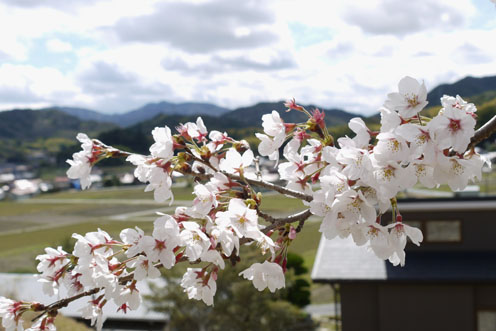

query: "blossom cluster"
xmin=274 ymin=77 xmax=484 ymax=266
xmin=0 ymin=76 xmax=487 ymax=330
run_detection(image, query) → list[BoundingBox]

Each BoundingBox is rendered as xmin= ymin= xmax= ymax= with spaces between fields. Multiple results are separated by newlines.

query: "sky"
xmin=0 ymin=0 xmax=495 ymax=115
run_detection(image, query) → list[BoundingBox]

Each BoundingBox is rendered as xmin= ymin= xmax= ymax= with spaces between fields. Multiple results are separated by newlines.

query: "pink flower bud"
xmin=288 ymin=226 xmax=297 ymax=240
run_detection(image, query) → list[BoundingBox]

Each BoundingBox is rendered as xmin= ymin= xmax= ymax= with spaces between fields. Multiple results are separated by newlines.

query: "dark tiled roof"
xmin=311 ymin=235 xmax=496 ymax=283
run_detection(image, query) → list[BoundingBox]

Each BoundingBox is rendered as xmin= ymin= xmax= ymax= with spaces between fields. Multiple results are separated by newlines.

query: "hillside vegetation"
xmin=0 ymin=109 xmax=115 ymax=163
xmin=2 ymin=75 xmax=496 ymax=163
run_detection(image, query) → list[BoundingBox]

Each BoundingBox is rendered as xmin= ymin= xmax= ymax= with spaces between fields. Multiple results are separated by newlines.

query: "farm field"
xmin=0 ymin=185 xmax=319 ymax=278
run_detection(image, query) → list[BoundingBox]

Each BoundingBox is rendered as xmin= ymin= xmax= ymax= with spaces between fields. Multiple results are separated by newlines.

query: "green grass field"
xmin=0 ymin=184 xmax=330 ymax=303
xmin=0 ymin=186 xmax=321 ymax=269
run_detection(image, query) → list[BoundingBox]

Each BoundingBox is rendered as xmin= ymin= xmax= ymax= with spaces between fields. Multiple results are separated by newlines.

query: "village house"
xmin=312 ymin=197 xmax=496 ymax=331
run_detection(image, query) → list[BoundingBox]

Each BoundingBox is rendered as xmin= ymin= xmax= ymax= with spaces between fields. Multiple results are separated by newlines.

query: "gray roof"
xmin=311 ymin=236 xmax=496 ymax=283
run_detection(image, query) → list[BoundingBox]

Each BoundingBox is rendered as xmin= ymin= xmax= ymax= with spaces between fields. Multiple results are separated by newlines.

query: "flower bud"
xmin=233 ymin=140 xmax=250 ymax=153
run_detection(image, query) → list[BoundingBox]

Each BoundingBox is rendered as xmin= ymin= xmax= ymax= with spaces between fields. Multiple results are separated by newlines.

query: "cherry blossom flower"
xmin=309 ymin=190 xmax=333 ymax=218
xmin=319 ymin=189 xmax=376 ymax=241
xmin=239 ymin=261 xmax=285 ymax=293
xmin=180 ymin=221 xmax=210 ymax=261
xmin=412 ymin=161 xmax=436 ymax=188
xmin=430 ymin=104 xmax=476 ymax=153
xmin=384 ymin=76 xmax=428 ymax=118
xmin=200 ymin=249 xmax=226 ymax=269
xmin=207 ymin=130 xmax=231 ymax=151
xmin=113 ymin=283 xmax=142 ymax=311
xmin=143 ymin=166 xmax=174 ymax=204
xmin=395 ymin=123 xmax=437 ymax=164
xmin=186 ymin=183 xmax=218 ymax=218
xmin=262 ymin=111 xmax=285 ymax=137
xmin=379 ymin=107 xmax=402 ymax=133
xmin=256 ymin=133 xmax=284 ymax=162
xmin=255 ymin=234 xmax=278 ymax=257
xmin=441 ymin=95 xmax=477 ymax=116
xmin=433 ymin=153 xmax=484 ymax=191
xmin=150 ymin=126 xmax=174 ymax=160
xmin=144 ymin=215 xmax=181 ymax=268
xmin=215 ymin=199 xmax=260 ymax=240
xmin=127 ymin=255 xmax=160 ymax=281
xmin=284 ymin=98 xmax=305 ymax=112
xmin=0 ymin=297 xmax=26 ymax=331
xmin=126 ymin=155 xmax=174 ymax=204
xmin=388 ymin=222 xmax=423 ymax=266
xmin=370 ymin=159 xmax=417 ymax=201
xmin=72 ymin=229 xmax=116 ymax=260
xmin=347 ymin=117 xmax=371 ymax=148
xmin=66 ymin=133 xmax=96 ymax=189
xmin=26 ymin=316 xmax=56 ymax=331
xmin=120 ymin=227 xmax=146 ymax=258
xmin=209 ymin=218 xmax=240 ymax=257
xmin=374 ymin=132 xmax=412 ymax=164
xmin=181 ymin=268 xmax=217 ymax=306
xmin=362 ymin=223 xmax=393 ymax=260
xmin=36 ymin=246 xmax=70 ymax=296
xmin=79 ymin=300 xmax=105 ymax=331
xmin=336 ymin=141 xmax=373 ymax=182
xmin=219 ymin=148 xmax=254 ymax=175
xmin=187 ymin=117 xmax=208 ymax=142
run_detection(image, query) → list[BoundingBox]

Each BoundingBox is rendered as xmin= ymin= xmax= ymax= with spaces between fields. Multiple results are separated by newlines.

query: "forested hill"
xmin=224 ymin=101 xmax=356 ymax=127
xmin=427 ymin=75 xmax=496 ymax=106
xmin=0 ymin=109 xmax=115 ymax=140
xmin=96 ymin=102 xmax=358 ymax=154
xmin=0 ymin=109 xmax=117 ymax=163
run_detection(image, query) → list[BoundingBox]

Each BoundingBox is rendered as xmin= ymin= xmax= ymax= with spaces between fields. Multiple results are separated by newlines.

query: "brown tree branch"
xmin=257 ymin=209 xmax=277 ymax=223
xmin=262 ymin=209 xmax=313 ymax=234
xmin=241 ymin=175 xmax=312 ymax=202
xmin=469 ymin=115 xmax=496 ymax=149
xmin=32 ymin=287 xmax=101 ymax=321
xmin=186 ymin=169 xmax=313 ymax=202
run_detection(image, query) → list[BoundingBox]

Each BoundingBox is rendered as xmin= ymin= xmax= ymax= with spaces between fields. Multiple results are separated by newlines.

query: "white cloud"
xmin=0 ymin=0 xmax=494 ymax=116
xmin=0 ymin=63 xmax=79 ymax=107
xmin=341 ymin=0 xmax=476 ymax=36
xmin=45 ymin=38 xmax=73 ymax=53
xmin=111 ymin=0 xmax=279 ymax=53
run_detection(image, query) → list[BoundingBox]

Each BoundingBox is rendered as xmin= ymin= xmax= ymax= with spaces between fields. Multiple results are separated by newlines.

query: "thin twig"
xmin=262 ymin=209 xmax=313 ymax=233
xmin=185 ymin=169 xmax=313 ymax=202
xmin=254 ymin=156 xmax=261 ymax=180
xmin=32 ymin=287 xmax=101 ymax=322
xmin=257 ymin=209 xmax=277 ymax=223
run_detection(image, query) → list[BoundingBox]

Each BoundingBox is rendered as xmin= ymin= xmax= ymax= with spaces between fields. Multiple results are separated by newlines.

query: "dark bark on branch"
xmin=242 ymin=176 xmax=313 ymax=202
xmin=32 ymin=287 xmax=101 ymax=321
xmin=262 ymin=209 xmax=313 ymax=234
xmin=469 ymin=115 xmax=496 ymax=150
xmin=257 ymin=209 xmax=277 ymax=223
xmin=187 ymin=170 xmax=314 ymax=202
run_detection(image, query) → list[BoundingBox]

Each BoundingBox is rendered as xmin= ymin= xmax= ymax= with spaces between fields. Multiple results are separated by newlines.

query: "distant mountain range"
xmin=95 ymin=101 xmax=358 ymax=154
xmin=40 ymin=74 xmax=496 ymax=128
xmin=224 ymin=101 xmax=356 ymax=127
xmin=1 ymin=74 xmax=496 ymax=163
xmin=49 ymin=101 xmax=231 ymax=127
xmin=50 ymin=100 xmax=354 ymax=128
